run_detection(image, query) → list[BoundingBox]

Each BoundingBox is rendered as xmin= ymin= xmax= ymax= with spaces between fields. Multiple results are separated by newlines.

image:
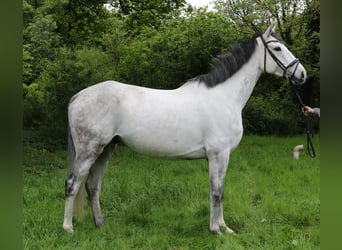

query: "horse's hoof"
xmin=63 ymin=225 xmax=74 ymax=233
xmin=209 ymin=227 xmax=222 ymax=235
xmin=95 ymin=219 xmax=104 ymax=228
xmin=223 ymin=226 xmax=236 ymax=235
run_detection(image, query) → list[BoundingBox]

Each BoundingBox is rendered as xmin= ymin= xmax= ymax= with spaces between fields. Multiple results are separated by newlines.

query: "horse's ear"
xmin=264 ymin=20 xmax=276 ymax=38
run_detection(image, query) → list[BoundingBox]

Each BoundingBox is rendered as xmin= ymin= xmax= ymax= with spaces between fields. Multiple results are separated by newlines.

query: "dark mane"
xmin=192 ymin=35 xmax=258 ymax=88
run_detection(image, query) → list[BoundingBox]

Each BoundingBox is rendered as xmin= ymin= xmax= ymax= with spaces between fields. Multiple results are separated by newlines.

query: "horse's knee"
xmin=210 ymin=180 xmax=224 ymax=204
xmin=211 ymin=191 xmax=224 ymax=204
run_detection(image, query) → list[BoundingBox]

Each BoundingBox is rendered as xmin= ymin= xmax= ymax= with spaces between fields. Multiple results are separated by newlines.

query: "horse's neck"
xmin=212 ymin=50 xmax=262 ymax=111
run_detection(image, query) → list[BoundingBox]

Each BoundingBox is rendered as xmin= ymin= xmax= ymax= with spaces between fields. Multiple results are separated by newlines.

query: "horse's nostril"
xmin=300 ymin=71 xmax=307 ymax=82
xmin=301 ymin=71 xmax=305 ymax=79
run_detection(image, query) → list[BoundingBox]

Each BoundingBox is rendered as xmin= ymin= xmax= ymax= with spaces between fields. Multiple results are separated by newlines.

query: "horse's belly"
xmin=119 ymin=131 xmax=206 ymax=159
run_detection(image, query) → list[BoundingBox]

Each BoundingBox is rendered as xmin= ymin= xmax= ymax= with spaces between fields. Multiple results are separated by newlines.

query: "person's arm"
xmin=302 ymin=106 xmax=320 ymax=117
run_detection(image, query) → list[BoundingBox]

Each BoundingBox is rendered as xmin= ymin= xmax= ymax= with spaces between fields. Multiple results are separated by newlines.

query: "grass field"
xmin=23 ymin=135 xmax=320 ymax=249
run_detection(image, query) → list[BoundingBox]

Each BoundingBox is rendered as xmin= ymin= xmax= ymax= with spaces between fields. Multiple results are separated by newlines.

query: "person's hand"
xmin=302 ymin=106 xmax=315 ymax=116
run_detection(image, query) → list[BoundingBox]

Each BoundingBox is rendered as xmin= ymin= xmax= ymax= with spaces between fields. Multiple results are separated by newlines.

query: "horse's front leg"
xmin=208 ymin=150 xmax=234 ymax=235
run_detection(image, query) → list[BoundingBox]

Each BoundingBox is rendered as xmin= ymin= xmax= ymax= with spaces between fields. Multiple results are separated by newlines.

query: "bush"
xmin=23 ymin=83 xmax=49 ymax=128
xmin=23 ymin=46 xmax=120 ymax=147
xmin=117 ymin=12 xmax=240 ymax=89
xmin=243 ymin=78 xmax=306 ymax=136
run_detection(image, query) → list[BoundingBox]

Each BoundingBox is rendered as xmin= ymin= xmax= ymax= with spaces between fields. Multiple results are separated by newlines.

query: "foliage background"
xmin=23 ymin=0 xmax=320 ymax=149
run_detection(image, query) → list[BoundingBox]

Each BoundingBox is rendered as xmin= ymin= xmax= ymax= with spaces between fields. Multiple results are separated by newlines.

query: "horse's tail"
xmin=67 ymin=124 xmax=75 ymax=173
xmin=68 ymin=123 xmax=86 ymax=222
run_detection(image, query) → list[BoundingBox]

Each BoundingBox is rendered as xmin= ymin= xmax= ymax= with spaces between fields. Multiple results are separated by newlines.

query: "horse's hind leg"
xmin=63 ymin=155 xmax=96 ymax=232
xmin=86 ymin=142 xmax=115 ymax=227
xmin=63 ymin=136 xmax=110 ymax=232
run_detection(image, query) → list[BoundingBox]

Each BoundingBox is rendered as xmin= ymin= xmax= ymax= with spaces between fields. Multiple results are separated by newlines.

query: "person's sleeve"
xmin=313 ymin=107 xmax=320 ymax=117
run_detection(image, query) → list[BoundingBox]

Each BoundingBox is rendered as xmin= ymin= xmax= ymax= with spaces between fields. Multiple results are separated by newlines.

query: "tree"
xmin=117 ymin=10 xmax=239 ymax=89
xmin=23 ymin=45 xmax=34 ymax=85
xmin=23 ymin=13 xmax=61 ymax=82
xmin=299 ymin=0 xmax=320 ymax=105
xmin=214 ymin=0 xmax=308 ymax=44
xmin=108 ymin=0 xmax=186 ymax=28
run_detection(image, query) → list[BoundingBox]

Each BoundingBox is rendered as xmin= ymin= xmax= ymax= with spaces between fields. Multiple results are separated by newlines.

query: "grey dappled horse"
xmin=63 ymin=22 xmax=306 ymax=234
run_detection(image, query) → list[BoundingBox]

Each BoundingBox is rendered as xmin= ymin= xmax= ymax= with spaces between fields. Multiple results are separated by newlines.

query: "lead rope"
xmin=290 ymin=83 xmax=316 ymax=158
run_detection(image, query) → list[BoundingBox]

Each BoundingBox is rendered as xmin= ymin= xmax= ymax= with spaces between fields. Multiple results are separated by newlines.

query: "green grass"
xmin=23 ymin=135 xmax=320 ymax=249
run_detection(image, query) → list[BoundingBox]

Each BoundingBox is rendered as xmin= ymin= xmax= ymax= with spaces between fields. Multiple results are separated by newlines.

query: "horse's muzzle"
xmin=291 ymin=65 xmax=307 ymax=85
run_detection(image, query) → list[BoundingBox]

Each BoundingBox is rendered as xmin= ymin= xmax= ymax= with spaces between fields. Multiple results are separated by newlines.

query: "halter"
xmin=260 ymin=35 xmax=315 ymax=158
xmin=260 ymin=35 xmax=300 ymax=85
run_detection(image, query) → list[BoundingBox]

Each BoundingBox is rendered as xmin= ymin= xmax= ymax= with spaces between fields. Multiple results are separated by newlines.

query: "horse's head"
xmin=259 ymin=21 xmax=306 ymax=85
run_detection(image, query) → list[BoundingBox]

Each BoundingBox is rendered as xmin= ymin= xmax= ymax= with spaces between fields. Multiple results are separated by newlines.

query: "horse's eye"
xmin=274 ymin=47 xmax=281 ymax=51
